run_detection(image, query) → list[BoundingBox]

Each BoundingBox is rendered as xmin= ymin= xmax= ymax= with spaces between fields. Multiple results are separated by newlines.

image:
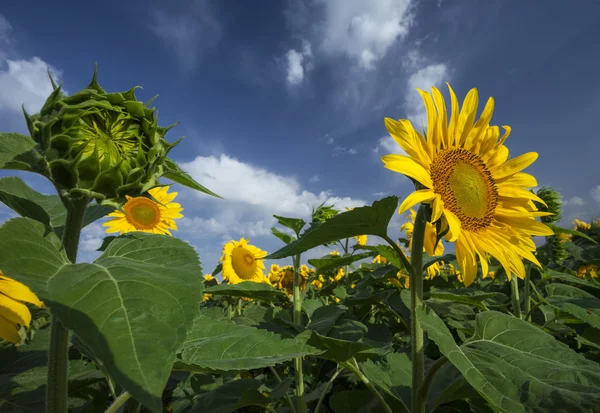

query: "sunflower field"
xmin=1 ymin=67 xmax=600 ymax=413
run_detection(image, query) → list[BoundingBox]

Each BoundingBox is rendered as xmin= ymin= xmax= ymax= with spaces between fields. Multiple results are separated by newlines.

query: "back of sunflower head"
xmin=23 ymin=64 xmax=180 ymax=207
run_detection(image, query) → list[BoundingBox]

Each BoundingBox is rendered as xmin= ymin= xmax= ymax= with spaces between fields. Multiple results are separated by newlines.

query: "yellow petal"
xmin=417 ymin=88 xmax=439 ymax=150
xmin=0 ymin=293 xmax=31 ymax=327
xmin=494 ymin=215 xmax=554 ymax=236
xmin=455 ymin=88 xmax=479 ymax=147
xmin=0 ymin=313 xmax=20 ymax=344
xmin=495 ymin=172 xmax=538 ymax=188
xmin=464 ymin=96 xmax=494 ymax=151
xmin=493 ymin=152 xmax=538 ymax=180
xmin=497 ymin=186 xmax=547 ymax=207
xmin=0 ymin=275 xmax=43 ymax=307
xmin=431 ymin=86 xmax=449 ymax=148
xmin=447 ymin=83 xmax=460 ymax=146
xmin=381 ymin=155 xmax=433 ymax=188
xmin=398 ymin=190 xmax=436 ymax=214
xmin=431 ymin=194 xmax=444 ymax=223
xmin=443 ymin=209 xmax=462 ymax=242
xmin=384 ymin=118 xmax=432 ymax=168
xmin=456 ymin=237 xmax=477 ymax=286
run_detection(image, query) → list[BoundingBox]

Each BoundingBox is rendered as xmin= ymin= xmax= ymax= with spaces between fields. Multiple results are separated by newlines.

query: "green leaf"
xmin=545 ymin=284 xmax=600 ymax=329
xmin=329 ymin=389 xmax=406 ymax=413
xmin=418 ymin=307 xmax=600 ymax=413
xmin=271 ymin=227 xmax=296 ymax=244
xmin=0 ymin=217 xmax=69 ymax=298
xmin=423 ymin=254 xmax=456 ymax=272
xmin=0 ymin=177 xmax=113 ymax=236
xmin=0 ymin=132 xmax=41 ymax=172
xmin=428 ymin=288 xmax=496 ymax=307
xmin=329 ymin=319 xmax=368 ymax=343
xmin=360 ymin=352 xmax=411 ymax=407
xmin=300 ymin=330 xmax=373 ymax=363
xmin=548 ymin=224 xmax=597 ymax=243
xmin=544 ymin=269 xmax=600 ymax=290
xmin=47 ymin=233 xmax=204 ymax=413
xmin=179 ymin=312 xmax=323 ymax=372
xmin=163 ymin=158 xmax=222 ymax=199
xmin=0 ymin=326 xmax=107 ymax=413
xmin=308 ymin=252 xmax=374 ymax=273
xmin=273 ymin=214 xmax=306 ymax=235
xmin=205 ymin=282 xmax=287 ymax=303
xmin=188 ymin=379 xmax=268 ymax=413
xmin=307 ymin=305 xmax=347 ymax=335
xmin=266 ymin=197 xmax=398 ymax=259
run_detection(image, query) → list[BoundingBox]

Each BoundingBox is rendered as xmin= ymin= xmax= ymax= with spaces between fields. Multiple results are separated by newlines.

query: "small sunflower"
xmin=402 ymin=209 xmax=445 ymax=256
xmin=312 ymin=274 xmax=325 ymax=289
xmin=573 ymin=219 xmax=591 ymax=231
xmin=372 ymin=254 xmax=388 ymax=264
xmin=576 ymin=264 xmax=599 ymax=279
xmin=332 ymin=267 xmax=345 ymax=282
xmin=103 ymin=186 xmax=183 ymax=235
xmin=220 ymin=238 xmax=268 ymax=284
xmin=0 ymin=271 xmax=44 ymax=344
xmin=329 ymin=250 xmax=340 ymax=256
xmin=382 ymin=84 xmax=553 ymax=286
xmin=354 ymin=235 xmax=368 ymax=246
xmin=268 ymin=264 xmax=283 ymax=286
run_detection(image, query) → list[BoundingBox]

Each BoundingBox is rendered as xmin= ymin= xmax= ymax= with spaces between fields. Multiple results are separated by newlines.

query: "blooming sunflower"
xmin=573 ymin=219 xmax=591 ymax=231
xmin=402 ymin=209 xmax=445 ymax=256
xmin=576 ymin=264 xmax=599 ymax=279
xmin=103 ymin=186 xmax=183 ymax=235
xmin=381 ymin=84 xmax=553 ymax=286
xmin=372 ymin=254 xmax=388 ymax=264
xmin=354 ymin=235 xmax=368 ymax=246
xmin=268 ymin=264 xmax=283 ymax=286
xmin=0 ymin=271 xmax=44 ymax=344
xmin=220 ymin=238 xmax=268 ymax=284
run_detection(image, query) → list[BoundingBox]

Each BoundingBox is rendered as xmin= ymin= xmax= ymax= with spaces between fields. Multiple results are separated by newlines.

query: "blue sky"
xmin=1 ymin=0 xmax=599 ymax=273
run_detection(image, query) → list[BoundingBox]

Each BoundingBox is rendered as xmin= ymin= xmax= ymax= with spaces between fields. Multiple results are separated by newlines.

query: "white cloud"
xmin=592 ymin=186 xmax=600 ymax=206
xmin=0 ymin=57 xmax=65 ymax=113
xmin=563 ymin=196 xmax=586 ymax=207
xmin=332 ymin=145 xmax=358 ymax=157
xmin=149 ymin=1 xmax=221 ymax=73
xmin=180 ymin=154 xmax=366 ymax=219
xmin=285 ymin=40 xmax=313 ymax=85
xmin=309 ymin=174 xmax=321 ymax=183
xmin=405 ymin=63 xmax=448 ymax=126
xmin=318 ymin=0 xmax=414 ymax=69
xmin=326 ymin=136 xmax=335 ymax=144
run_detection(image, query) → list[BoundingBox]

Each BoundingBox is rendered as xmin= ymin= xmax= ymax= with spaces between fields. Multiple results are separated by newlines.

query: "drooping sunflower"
xmin=103 ymin=186 xmax=183 ymax=235
xmin=382 ymin=84 xmax=553 ymax=286
xmin=0 ymin=271 xmax=44 ymax=344
xmin=220 ymin=238 xmax=268 ymax=284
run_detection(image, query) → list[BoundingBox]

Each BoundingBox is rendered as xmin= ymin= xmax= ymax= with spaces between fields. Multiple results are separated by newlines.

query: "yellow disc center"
xmin=430 ymin=148 xmax=498 ymax=232
xmin=231 ymin=247 xmax=256 ymax=279
xmin=124 ymin=197 xmax=161 ymax=230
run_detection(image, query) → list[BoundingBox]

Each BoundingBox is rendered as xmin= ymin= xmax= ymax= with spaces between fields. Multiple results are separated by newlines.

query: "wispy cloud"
xmin=285 ymin=40 xmax=313 ymax=85
xmin=149 ymin=0 xmax=222 ymax=73
xmin=309 ymin=174 xmax=321 ymax=183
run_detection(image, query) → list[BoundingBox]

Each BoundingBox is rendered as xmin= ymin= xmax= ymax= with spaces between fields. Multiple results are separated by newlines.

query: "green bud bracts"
xmin=534 ymin=186 xmax=563 ymax=224
xmin=23 ymin=66 xmax=179 ymax=205
xmin=311 ymin=202 xmax=340 ymax=223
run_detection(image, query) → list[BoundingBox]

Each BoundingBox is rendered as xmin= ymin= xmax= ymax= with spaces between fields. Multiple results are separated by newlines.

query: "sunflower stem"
xmin=47 ymin=195 xmax=89 ymax=413
xmin=292 ymin=255 xmax=306 ymax=413
xmin=510 ymin=275 xmax=522 ymax=319
xmin=343 ymin=358 xmax=398 ymax=413
xmin=315 ymin=366 xmax=343 ymax=413
xmin=523 ymin=262 xmax=532 ymax=319
xmin=105 ymin=391 xmax=131 ymax=413
xmin=410 ymin=205 xmax=427 ymax=413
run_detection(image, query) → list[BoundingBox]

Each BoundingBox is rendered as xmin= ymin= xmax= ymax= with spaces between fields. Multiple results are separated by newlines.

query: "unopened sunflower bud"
xmin=23 ymin=65 xmax=179 ymax=206
xmin=534 ymin=187 xmax=563 ymax=224
xmin=311 ymin=202 xmax=340 ymax=223
xmin=548 ymin=232 xmax=569 ymax=265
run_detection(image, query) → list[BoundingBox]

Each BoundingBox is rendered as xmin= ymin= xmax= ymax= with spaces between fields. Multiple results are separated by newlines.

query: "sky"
xmin=0 ymin=0 xmax=599 ymax=274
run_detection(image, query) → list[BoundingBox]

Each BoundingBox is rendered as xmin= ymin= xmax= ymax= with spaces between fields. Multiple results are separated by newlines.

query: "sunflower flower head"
xmin=0 ymin=271 xmax=44 ymax=344
xmin=533 ymin=187 xmax=562 ymax=224
xmin=381 ymin=83 xmax=553 ymax=286
xmin=329 ymin=250 xmax=340 ymax=256
xmin=354 ymin=234 xmax=368 ymax=246
xmin=372 ymin=254 xmax=388 ymax=264
xmin=220 ymin=238 xmax=268 ymax=284
xmin=103 ymin=186 xmax=183 ymax=235
xmin=576 ymin=264 xmax=599 ymax=279
xmin=403 ymin=209 xmax=445 ymax=257
xmin=24 ymin=66 xmax=181 ymax=206
xmin=312 ymin=202 xmax=340 ymax=223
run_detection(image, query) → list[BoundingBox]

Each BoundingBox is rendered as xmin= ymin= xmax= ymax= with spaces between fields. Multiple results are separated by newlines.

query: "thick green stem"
xmin=410 ymin=205 xmax=427 ymax=413
xmin=105 ymin=392 xmax=131 ymax=413
xmin=510 ymin=276 xmax=522 ymax=319
xmin=419 ymin=356 xmax=448 ymax=403
xmin=292 ymin=255 xmax=306 ymax=413
xmin=46 ymin=196 xmax=88 ymax=413
xmin=523 ymin=262 xmax=532 ymax=319
xmin=315 ymin=366 xmax=343 ymax=413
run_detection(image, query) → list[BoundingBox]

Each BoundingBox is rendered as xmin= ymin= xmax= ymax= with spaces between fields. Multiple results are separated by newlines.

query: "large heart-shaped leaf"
xmin=360 ymin=352 xmax=412 ymax=408
xmin=418 ymin=307 xmax=600 ymax=413
xmin=47 ymin=232 xmax=204 ymax=413
xmin=0 ymin=217 xmax=68 ymax=298
xmin=178 ymin=311 xmax=322 ymax=372
xmin=265 ymin=197 xmax=398 ymax=259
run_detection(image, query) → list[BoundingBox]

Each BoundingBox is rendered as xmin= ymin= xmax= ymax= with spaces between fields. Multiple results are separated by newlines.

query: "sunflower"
xmin=312 ymin=274 xmax=325 ymax=289
xmin=573 ymin=219 xmax=591 ymax=231
xmin=372 ymin=254 xmax=388 ymax=264
xmin=354 ymin=235 xmax=368 ymax=246
xmin=220 ymin=238 xmax=268 ymax=284
xmin=103 ymin=186 xmax=183 ymax=235
xmin=0 ymin=271 xmax=44 ymax=344
xmin=381 ymin=84 xmax=553 ymax=286
xmin=268 ymin=264 xmax=283 ymax=286
xmin=332 ymin=267 xmax=345 ymax=282
xmin=576 ymin=264 xmax=598 ymax=279
xmin=402 ymin=209 xmax=445 ymax=256
xmin=329 ymin=250 xmax=340 ymax=256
